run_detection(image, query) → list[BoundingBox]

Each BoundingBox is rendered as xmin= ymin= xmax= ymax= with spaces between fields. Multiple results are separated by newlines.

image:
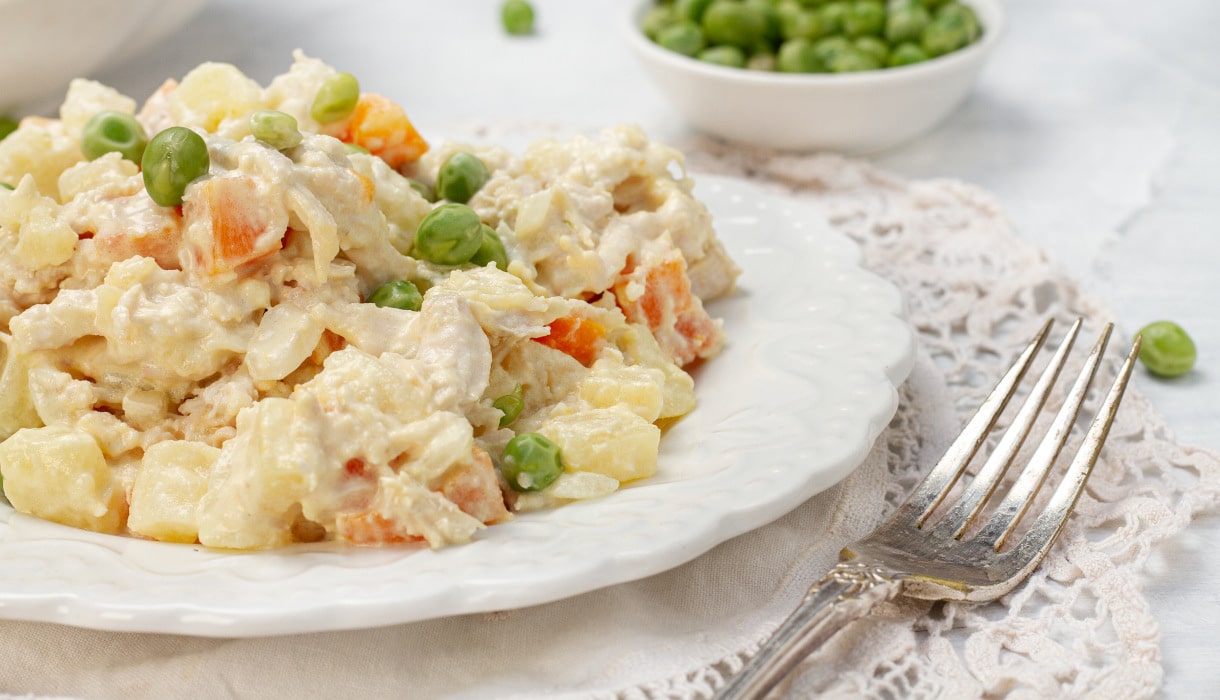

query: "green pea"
xmin=937 ymin=2 xmax=980 ymax=43
xmin=413 ymin=203 xmax=484 ymax=265
xmin=745 ymin=0 xmax=783 ymax=41
xmin=407 ymin=178 xmax=436 ymax=202
xmin=854 ymin=36 xmax=890 ymax=64
xmin=887 ymin=41 xmax=930 ymax=66
xmin=702 ymin=2 xmax=767 ymax=48
xmin=747 ymin=51 xmax=778 ymax=71
xmin=249 ymin=110 xmax=302 ymax=150
xmin=842 ymin=1 xmax=885 ymax=37
xmin=828 ymin=47 xmax=882 ymax=71
xmin=642 ymin=6 xmax=678 ymax=39
xmin=777 ymin=38 xmax=823 ymax=72
xmin=697 ymin=45 xmax=748 ymax=68
xmin=676 ymin=0 xmax=716 ymax=23
xmin=886 ymin=4 xmax=930 ymax=43
xmin=0 ymin=117 xmax=16 ymax=141
xmin=501 ymin=0 xmax=535 ymax=35
xmin=921 ymin=15 xmax=969 ymax=56
xmin=436 ymin=151 xmax=491 ymax=204
xmin=656 ymin=21 xmax=705 ymax=57
xmin=501 ymin=432 xmax=563 ymax=492
xmin=818 ymin=2 xmax=849 ymax=34
xmin=367 ymin=279 xmax=423 ymax=312
xmin=311 ymin=72 xmax=360 ymax=124
xmin=1137 ymin=321 xmax=1197 ymax=377
xmin=344 ymin=143 xmax=370 ymax=155
xmin=812 ymin=35 xmax=853 ymax=64
xmin=777 ymin=3 xmax=826 ymax=41
xmin=470 ymin=224 xmax=509 ymax=269
xmin=80 ymin=111 xmax=147 ymax=163
xmin=142 ymin=126 xmax=210 ymax=207
xmin=493 ymin=384 xmax=524 ymax=428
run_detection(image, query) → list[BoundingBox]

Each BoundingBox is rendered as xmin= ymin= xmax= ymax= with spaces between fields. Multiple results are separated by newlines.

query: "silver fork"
xmin=714 ymin=319 xmax=1141 ymax=699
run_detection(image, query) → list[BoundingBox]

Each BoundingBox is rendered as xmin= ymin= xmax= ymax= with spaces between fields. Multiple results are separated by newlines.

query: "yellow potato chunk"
xmin=171 ymin=62 xmax=264 ymax=133
xmin=543 ymin=407 xmax=660 ymax=483
xmin=578 ymin=360 xmax=664 ymax=423
xmin=0 ymin=344 xmax=41 ymax=440
xmin=0 ymin=425 xmax=124 ymax=533
xmin=127 ymin=441 xmax=220 ymax=543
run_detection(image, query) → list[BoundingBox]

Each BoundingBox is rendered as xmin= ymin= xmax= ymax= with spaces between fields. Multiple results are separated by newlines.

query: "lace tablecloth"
xmin=3 ymin=144 xmax=1218 ymax=699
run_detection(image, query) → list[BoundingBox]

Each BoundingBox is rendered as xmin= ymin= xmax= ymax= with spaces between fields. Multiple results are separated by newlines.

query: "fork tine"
xmin=1005 ymin=334 xmax=1140 ymax=563
xmin=973 ymin=324 xmax=1122 ymax=549
xmin=936 ymin=319 xmax=1084 ymax=539
xmin=907 ymin=318 xmax=1054 ymax=527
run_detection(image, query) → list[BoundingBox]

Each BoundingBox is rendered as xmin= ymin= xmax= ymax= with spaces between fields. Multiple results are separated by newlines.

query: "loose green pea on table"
xmin=643 ymin=0 xmax=982 ymax=73
xmin=501 ymin=0 xmax=535 ymax=35
xmin=1137 ymin=321 xmax=1197 ymax=378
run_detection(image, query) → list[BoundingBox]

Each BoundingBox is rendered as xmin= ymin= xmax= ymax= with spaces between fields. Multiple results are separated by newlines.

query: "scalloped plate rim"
xmin=0 ymin=173 xmax=915 ymax=637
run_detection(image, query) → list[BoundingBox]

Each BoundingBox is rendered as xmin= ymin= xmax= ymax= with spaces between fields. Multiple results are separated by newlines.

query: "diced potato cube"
xmin=511 ymin=471 xmax=620 ymax=513
xmin=549 ymin=471 xmax=619 ymax=500
xmin=616 ymin=324 xmax=695 ymax=419
xmin=0 ymin=345 xmax=41 ymax=440
xmin=0 ymin=425 xmax=124 ymax=533
xmin=542 ymin=406 xmax=660 ymax=483
xmin=171 ymin=62 xmax=264 ymax=133
xmin=58 ymin=152 xmax=139 ymax=201
xmin=578 ymin=360 xmax=664 ymax=423
xmin=59 ymin=79 xmax=138 ymax=134
xmin=0 ymin=119 xmax=83 ymax=200
xmin=197 ymin=397 xmax=319 ymax=550
xmin=127 ymin=441 xmax=220 ymax=543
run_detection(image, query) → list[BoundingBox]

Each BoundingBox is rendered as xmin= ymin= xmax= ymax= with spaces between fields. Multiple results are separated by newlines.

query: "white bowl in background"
xmin=625 ymin=0 xmax=1003 ymax=154
xmin=0 ymin=0 xmax=207 ymax=114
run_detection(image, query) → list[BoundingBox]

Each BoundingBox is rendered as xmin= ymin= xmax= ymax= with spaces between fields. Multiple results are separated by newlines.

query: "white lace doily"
xmin=675 ymin=141 xmax=1220 ymax=699
xmin=2 ymin=129 xmax=1218 ymax=700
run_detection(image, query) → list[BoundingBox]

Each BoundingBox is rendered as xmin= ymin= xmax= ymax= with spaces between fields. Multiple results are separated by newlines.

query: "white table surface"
xmin=46 ymin=0 xmax=1219 ymax=695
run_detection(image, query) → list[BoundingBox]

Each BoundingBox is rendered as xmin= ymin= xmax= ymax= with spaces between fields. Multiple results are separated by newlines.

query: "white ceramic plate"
xmin=0 ymin=175 xmax=913 ymax=637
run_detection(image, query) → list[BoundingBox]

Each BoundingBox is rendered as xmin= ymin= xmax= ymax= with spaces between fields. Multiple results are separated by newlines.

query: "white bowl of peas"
xmin=626 ymin=0 xmax=1003 ymax=154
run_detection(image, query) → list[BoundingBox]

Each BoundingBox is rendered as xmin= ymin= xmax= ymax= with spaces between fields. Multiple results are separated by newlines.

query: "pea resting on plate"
xmin=643 ymin=0 xmax=982 ymax=73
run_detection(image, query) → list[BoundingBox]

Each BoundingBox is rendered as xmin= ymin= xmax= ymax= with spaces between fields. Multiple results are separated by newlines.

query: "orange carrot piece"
xmin=336 ymin=93 xmax=429 ymax=170
xmin=334 ymin=511 xmax=420 ymax=545
xmin=613 ymin=251 xmax=721 ymax=367
xmin=533 ymin=316 xmax=606 ymax=367
xmin=184 ymin=175 xmax=286 ymax=274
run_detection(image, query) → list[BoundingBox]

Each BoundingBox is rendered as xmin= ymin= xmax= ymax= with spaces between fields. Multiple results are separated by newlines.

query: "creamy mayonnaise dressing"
xmin=0 ymin=52 xmax=739 ymax=549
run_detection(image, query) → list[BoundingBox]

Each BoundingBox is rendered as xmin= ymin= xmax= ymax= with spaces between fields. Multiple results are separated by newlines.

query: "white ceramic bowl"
xmin=0 ymin=0 xmax=207 ymax=114
xmin=625 ymin=0 xmax=1003 ymax=154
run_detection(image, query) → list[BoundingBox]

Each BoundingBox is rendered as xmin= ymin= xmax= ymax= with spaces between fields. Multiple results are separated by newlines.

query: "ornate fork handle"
xmin=714 ymin=560 xmax=904 ymax=699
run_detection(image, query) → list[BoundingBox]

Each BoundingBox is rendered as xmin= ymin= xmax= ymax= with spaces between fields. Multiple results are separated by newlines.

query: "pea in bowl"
xmin=625 ymin=0 xmax=1003 ymax=154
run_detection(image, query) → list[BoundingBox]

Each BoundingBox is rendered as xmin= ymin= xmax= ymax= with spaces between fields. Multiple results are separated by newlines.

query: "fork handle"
xmin=713 ymin=560 xmax=903 ymax=699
